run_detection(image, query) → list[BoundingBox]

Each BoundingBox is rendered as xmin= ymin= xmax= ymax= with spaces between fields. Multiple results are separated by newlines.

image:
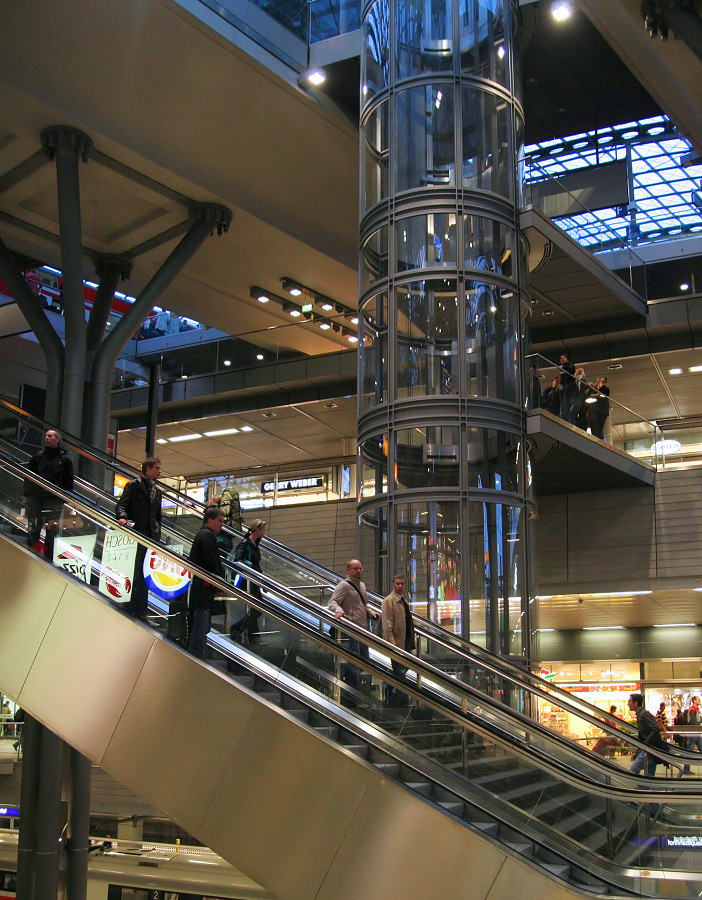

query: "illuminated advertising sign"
xmin=261 ymin=475 xmax=325 ymax=493
xmin=143 ymin=547 xmax=191 ymax=600
xmin=53 ymin=534 xmax=97 ymax=584
xmin=99 ymin=529 xmax=138 ymax=604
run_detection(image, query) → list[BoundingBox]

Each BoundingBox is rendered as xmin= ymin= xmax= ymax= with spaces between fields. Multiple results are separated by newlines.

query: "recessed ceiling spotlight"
xmin=240 ymin=425 xmax=253 ymax=432
xmin=542 ymin=310 xmax=555 ymax=317
xmin=204 ymin=427 xmax=239 ymax=437
xmin=223 ymin=359 xmax=231 ymax=366
xmin=551 ymin=0 xmax=573 ymax=22
xmin=680 ymin=282 xmax=690 ymax=291
xmin=257 ymin=294 xmax=270 ymax=303
xmin=668 ymin=367 xmax=683 ymax=375
xmin=351 ymin=316 xmax=359 ymax=325
xmin=319 ymin=322 xmax=331 ymax=330
xmin=347 ymin=335 xmax=358 ymax=343
xmin=321 ymin=302 xmax=334 ymax=311
xmin=497 ymin=45 xmax=505 ymax=60
xmin=607 ymin=363 xmax=623 ymax=370
xmin=181 ymin=373 xmax=188 ymax=379
xmin=306 ymin=68 xmax=326 ymax=86
xmin=156 ymin=438 xmax=168 ymax=445
xmin=690 ymin=365 xmax=702 ymax=373
xmin=325 ymin=401 xmax=338 ymax=409
xmin=262 ymin=411 xmax=277 ymax=418
xmin=256 ymin=353 xmax=264 ymax=360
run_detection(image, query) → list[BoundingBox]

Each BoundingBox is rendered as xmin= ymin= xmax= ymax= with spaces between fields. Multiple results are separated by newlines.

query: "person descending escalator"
xmin=231 ymin=519 xmax=266 ymax=644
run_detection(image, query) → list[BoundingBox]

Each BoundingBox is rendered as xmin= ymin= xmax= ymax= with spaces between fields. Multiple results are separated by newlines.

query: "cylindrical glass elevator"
xmin=358 ymin=0 xmax=535 ymax=661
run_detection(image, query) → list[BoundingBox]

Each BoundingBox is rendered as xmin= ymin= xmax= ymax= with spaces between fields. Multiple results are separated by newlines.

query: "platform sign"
xmin=99 ymin=528 xmax=138 ymax=604
xmin=143 ymin=546 xmax=190 ymax=600
xmin=53 ymin=534 xmax=97 ymax=584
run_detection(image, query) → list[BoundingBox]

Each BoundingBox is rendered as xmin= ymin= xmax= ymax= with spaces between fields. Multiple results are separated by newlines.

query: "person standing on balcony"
xmin=587 ymin=376 xmax=610 ymax=439
xmin=558 ymin=353 xmax=576 ymax=420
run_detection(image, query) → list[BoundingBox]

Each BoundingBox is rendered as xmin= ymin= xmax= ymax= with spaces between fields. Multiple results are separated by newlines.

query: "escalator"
xmin=2 ymin=454 xmax=702 ymax=898
xmin=0 ymin=396 xmax=688 ymax=769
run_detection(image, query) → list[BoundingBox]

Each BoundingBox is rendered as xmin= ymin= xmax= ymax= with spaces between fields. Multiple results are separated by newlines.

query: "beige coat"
xmin=328 ymin=578 xmax=371 ymax=630
xmin=382 ymin=590 xmax=415 ymax=650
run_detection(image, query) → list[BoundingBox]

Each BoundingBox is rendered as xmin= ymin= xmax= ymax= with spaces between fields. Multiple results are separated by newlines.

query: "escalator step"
xmin=469 ymin=820 xmax=500 ymax=839
xmin=438 ymin=801 xmax=464 ymax=816
xmin=258 ymin=691 xmax=283 ymax=705
xmin=541 ymin=863 xmax=571 ymax=880
xmin=404 ymin=781 xmax=432 ymax=797
xmin=231 ymin=675 xmax=255 ymax=689
xmin=374 ymin=762 xmax=400 ymax=778
xmin=569 ymin=872 xmax=608 ymax=894
xmin=342 ymin=743 xmax=370 ymax=759
xmin=503 ymin=840 xmax=534 ymax=859
xmin=314 ymin=725 xmax=339 ymax=741
xmin=287 ymin=708 xmax=310 ymax=723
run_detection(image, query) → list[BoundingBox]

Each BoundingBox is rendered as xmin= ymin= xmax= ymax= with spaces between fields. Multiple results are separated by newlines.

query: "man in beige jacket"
xmin=328 ymin=559 xmax=379 ymax=704
xmin=382 ymin=575 xmax=416 ymax=683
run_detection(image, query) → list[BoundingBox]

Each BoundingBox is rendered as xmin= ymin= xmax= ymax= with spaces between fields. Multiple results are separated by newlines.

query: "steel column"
xmin=88 ymin=204 xmax=231 ymax=451
xmin=34 ymin=729 xmax=64 ymax=900
xmin=16 ymin=715 xmax=41 ymax=900
xmin=41 ymin=127 xmax=93 ymax=436
xmin=145 ymin=358 xmax=162 ymax=456
xmin=87 ymin=256 xmax=132 ymax=353
xmin=66 ymin=750 xmax=91 ymax=900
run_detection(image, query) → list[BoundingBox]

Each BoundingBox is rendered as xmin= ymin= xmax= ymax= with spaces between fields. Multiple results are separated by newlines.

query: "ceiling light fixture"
xmin=582 ymin=626 xmax=624 ymax=631
xmin=690 ymin=365 xmax=702 ymax=373
xmin=168 ymin=433 xmax=203 ymax=443
xmin=240 ymin=425 xmax=253 ymax=432
xmin=653 ymin=623 xmax=697 ymax=628
xmin=257 ymin=294 xmax=269 ymax=303
xmin=223 ymin=359 xmax=231 ymax=366
xmin=256 ymin=353 xmax=264 ymax=360
xmin=668 ymin=367 xmax=682 ymax=375
xmin=351 ymin=316 xmax=359 ymax=325
xmin=306 ymin=68 xmax=326 ymax=86
xmin=282 ymin=277 xmax=303 ymax=297
xmin=321 ymin=302 xmax=334 ymax=311
xmin=680 ymin=282 xmax=690 ymax=291
xmin=156 ymin=438 xmax=167 ymax=445
xmin=204 ymin=428 xmax=239 ymax=437
xmin=347 ymin=335 xmax=358 ymax=344
xmin=551 ymin=1 xmax=573 ymax=22
xmin=319 ymin=322 xmax=331 ymax=330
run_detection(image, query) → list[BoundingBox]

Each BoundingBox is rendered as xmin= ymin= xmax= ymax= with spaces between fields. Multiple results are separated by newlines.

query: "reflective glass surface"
xmin=362 ymin=0 xmax=391 ymax=102
xmin=395 ymin=425 xmax=460 ymax=490
xmin=461 ymin=86 xmax=512 ymax=198
xmin=465 ymin=280 xmax=520 ymax=403
xmin=395 ymin=84 xmax=455 ymax=192
xmin=362 ymin=100 xmax=389 ymax=213
xmin=396 ymin=212 xmax=458 ymax=272
xmin=462 ymin=214 xmax=516 ymax=280
xmin=362 ymin=226 xmax=389 ymax=293
xmin=359 ymin=435 xmax=388 ymax=499
xmin=395 ymin=0 xmax=453 ymax=82
xmin=465 ymin=427 xmax=520 ymax=492
xmin=396 ymin=278 xmax=458 ymax=399
xmin=458 ymin=0 xmax=507 ymax=88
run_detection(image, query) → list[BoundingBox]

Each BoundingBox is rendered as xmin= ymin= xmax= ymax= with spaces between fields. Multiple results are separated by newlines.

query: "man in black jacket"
xmin=187 ymin=507 xmax=226 ymax=658
xmin=115 ymin=457 xmax=162 ymax=621
xmin=558 ymin=354 xmax=576 ymax=420
xmin=24 ymin=429 xmax=74 ymax=559
xmin=628 ymin=692 xmax=665 ymax=777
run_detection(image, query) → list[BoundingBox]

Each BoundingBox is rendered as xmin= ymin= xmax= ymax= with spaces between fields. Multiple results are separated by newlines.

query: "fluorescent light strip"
xmin=168 ymin=433 xmax=202 ymax=443
xmin=582 ymin=626 xmax=624 ymax=631
xmin=204 ymin=428 xmax=239 ymax=437
xmin=653 ymin=623 xmax=697 ymax=628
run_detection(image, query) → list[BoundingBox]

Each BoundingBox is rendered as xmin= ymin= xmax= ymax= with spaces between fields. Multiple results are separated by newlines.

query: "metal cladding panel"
xmin=18 ymin=576 xmax=155 ymax=762
xmin=0 ymin=537 xmax=583 ymax=900
xmin=0 ymin=548 xmax=65 ymax=699
xmin=101 ymin=637 xmax=259 ymax=832
xmin=198 ymin=699 xmax=376 ymax=900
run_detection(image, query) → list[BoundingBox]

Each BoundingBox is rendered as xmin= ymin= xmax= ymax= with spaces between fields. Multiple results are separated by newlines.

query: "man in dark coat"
xmin=628 ymin=692 xmax=665 ymax=777
xmin=587 ymin=375 xmax=610 ymax=439
xmin=115 ymin=457 xmax=162 ymax=621
xmin=24 ymin=429 xmax=74 ymax=559
xmin=558 ymin=354 xmax=576 ymax=420
xmin=187 ymin=507 xmax=226 ymax=658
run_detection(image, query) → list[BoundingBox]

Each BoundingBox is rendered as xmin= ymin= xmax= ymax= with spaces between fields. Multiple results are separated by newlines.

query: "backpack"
xmin=166 ymin=594 xmax=189 ymax=646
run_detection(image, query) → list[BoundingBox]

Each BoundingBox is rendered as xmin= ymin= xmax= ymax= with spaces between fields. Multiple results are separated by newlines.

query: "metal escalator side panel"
xmin=0 ymin=537 xmax=582 ymax=900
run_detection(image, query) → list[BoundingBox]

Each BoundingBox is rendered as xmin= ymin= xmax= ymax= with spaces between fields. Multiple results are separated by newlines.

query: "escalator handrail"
xmin=0 ymin=398 xmax=655 ymax=743
xmin=6 ymin=454 xmax=702 ymax=800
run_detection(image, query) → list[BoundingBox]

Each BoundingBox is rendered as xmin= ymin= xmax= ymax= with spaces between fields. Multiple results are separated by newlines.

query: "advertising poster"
xmin=143 ymin=546 xmax=191 ymax=600
xmin=53 ymin=534 xmax=98 ymax=584
xmin=99 ymin=528 xmax=138 ymax=604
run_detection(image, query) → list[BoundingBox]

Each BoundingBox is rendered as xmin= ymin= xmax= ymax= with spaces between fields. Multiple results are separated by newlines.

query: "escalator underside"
xmin=0 ymin=537 xmax=585 ymax=900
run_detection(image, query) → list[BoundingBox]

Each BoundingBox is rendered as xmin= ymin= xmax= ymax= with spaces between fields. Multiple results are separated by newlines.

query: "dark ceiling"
xmin=325 ymin=1 xmax=663 ymax=145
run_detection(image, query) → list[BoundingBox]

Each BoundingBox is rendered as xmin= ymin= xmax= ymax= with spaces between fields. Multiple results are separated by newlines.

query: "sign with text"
xmin=53 ymin=534 xmax=97 ymax=584
xmin=99 ymin=528 xmax=138 ymax=604
xmin=261 ymin=475 xmax=325 ymax=493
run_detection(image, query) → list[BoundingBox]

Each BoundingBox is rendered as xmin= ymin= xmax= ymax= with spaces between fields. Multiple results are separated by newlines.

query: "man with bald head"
xmin=329 ymin=559 xmax=380 ymax=706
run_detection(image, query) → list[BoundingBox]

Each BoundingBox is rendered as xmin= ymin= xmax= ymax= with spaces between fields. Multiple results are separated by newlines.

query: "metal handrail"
xmin=4 ymin=454 xmax=702 ymax=801
xmin=0 ymin=396 xmax=677 ymax=751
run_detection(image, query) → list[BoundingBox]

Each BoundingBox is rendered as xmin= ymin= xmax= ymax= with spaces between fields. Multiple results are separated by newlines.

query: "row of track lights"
xmin=250 ymin=279 xmax=359 ymax=343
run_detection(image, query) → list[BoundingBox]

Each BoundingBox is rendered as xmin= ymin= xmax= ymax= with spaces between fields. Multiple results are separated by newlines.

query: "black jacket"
xmin=115 ymin=477 xmax=162 ymax=539
xmin=24 ymin=446 xmax=74 ymax=502
xmin=234 ymin=536 xmax=262 ymax=598
xmin=189 ymin=526 xmax=225 ymax=610
xmin=636 ymin=707 xmax=665 ymax=752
